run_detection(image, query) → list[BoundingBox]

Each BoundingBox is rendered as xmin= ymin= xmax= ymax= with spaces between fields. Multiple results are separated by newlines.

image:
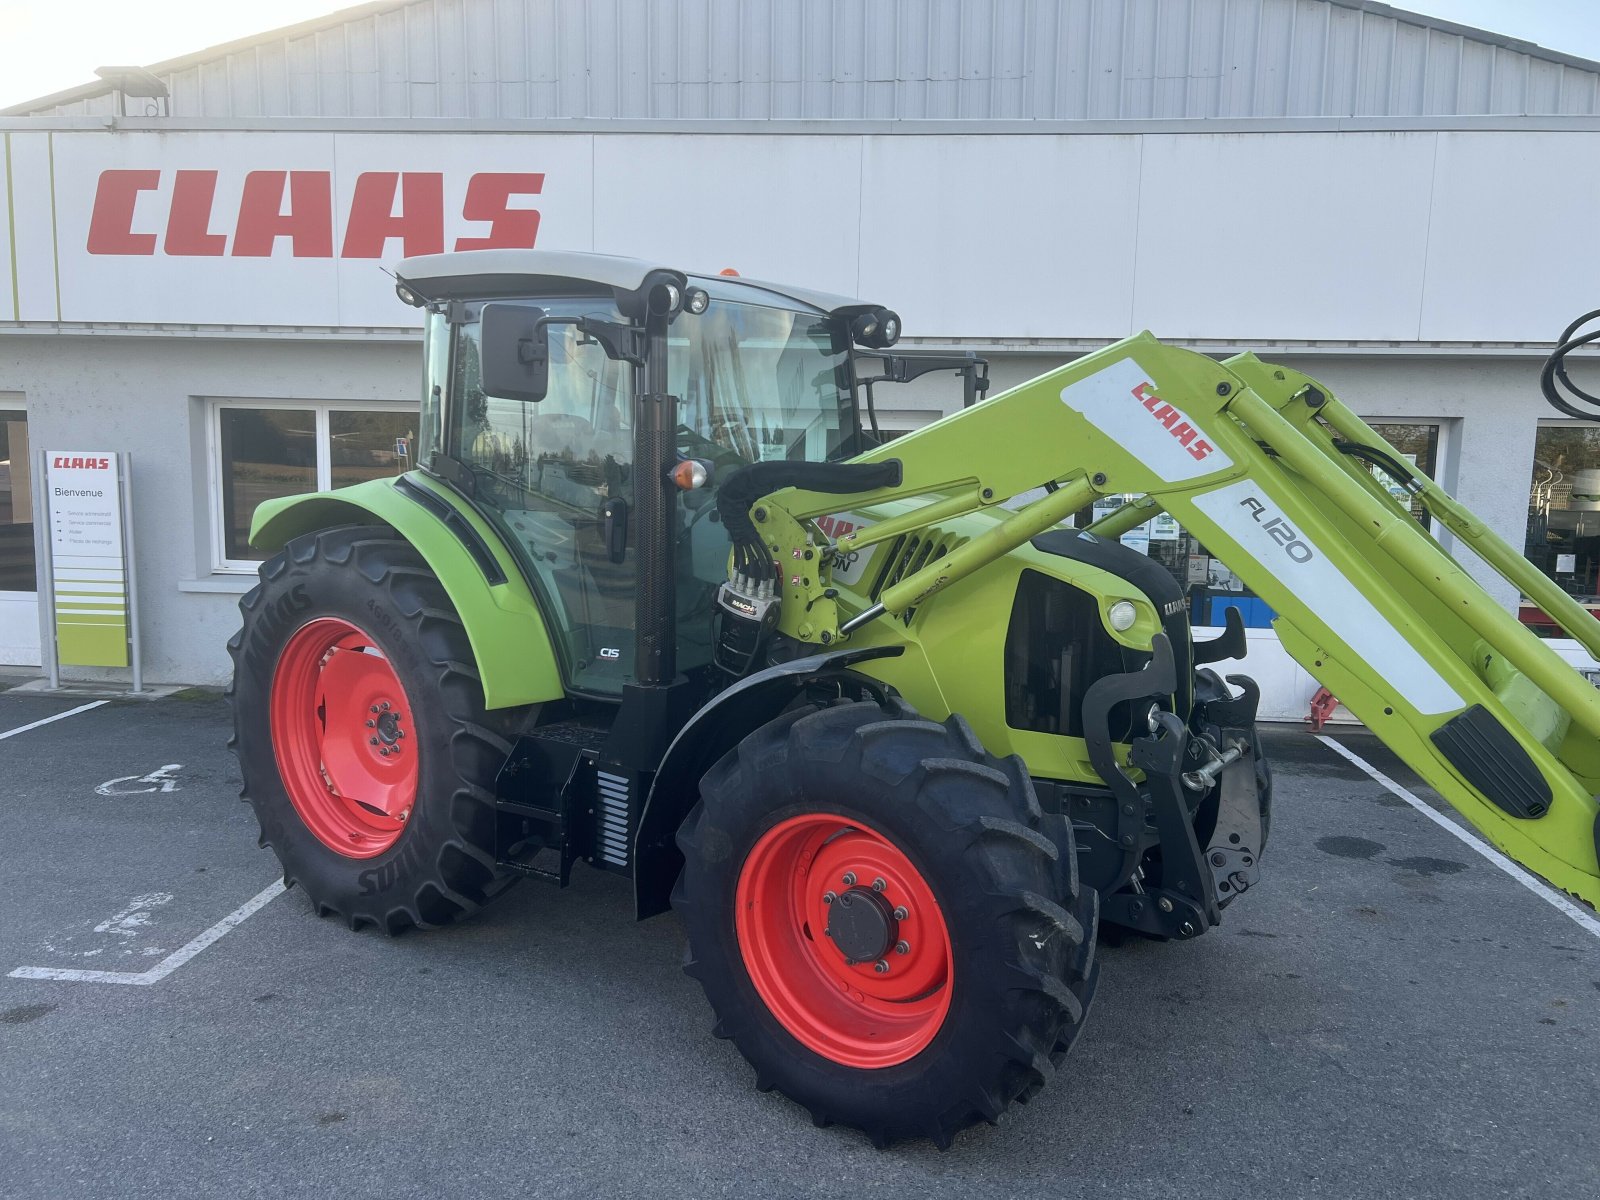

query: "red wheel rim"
xmin=735 ymin=814 xmax=953 ymax=1068
xmin=269 ymin=617 xmax=418 ymax=859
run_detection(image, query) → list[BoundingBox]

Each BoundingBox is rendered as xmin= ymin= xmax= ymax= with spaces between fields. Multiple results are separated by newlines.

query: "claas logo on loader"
xmin=1131 ymin=382 xmax=1216 ymax=462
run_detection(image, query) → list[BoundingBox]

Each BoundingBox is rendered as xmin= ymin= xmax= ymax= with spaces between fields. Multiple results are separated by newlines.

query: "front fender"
xmin=250 ymin=474 xmax=564 ymax=711
xmin=631 ymin=645 xmax=903 ymax=919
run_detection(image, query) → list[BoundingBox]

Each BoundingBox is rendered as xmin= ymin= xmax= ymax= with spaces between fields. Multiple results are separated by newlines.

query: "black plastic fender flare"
xmin=631 ymin=645 xmax=904 ymax=919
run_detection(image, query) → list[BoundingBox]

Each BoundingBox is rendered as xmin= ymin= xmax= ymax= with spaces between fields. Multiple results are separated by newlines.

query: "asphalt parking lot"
xmin=1 ymin=688 xmax=1597 ymax=1200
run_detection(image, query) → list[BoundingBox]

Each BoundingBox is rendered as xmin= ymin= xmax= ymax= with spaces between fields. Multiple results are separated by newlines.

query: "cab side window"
xmin=449 ymin=307 xmax=637 ymax=693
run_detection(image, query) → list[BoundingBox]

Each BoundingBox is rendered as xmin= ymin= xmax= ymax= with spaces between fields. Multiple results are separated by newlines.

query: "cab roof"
xmin=394 ymin=249 xmax=879 ymax=318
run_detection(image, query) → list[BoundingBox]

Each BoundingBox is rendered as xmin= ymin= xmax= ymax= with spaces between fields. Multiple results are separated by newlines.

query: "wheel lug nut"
xmin=842 ymin=872 xmax=856 ymax=886
xmin=821 ymin=891 xmax=836 ymax=905
xmin=380 ymin=701 xmax=390 ymax=710
xmin=370 ymin=705 xmax=379 ymax=713
xmin=380 ymin=748 xmax=390 ymax=757
xmin=892 ymin=906 xmax=908 ymax=921
xmin=397 ymin=731 xmax=405 ymax=739
xmin=872 ymin=877 xmax=886 ymax=892
xmin=365 ymin=719 xmax=375 ymax=728
xmin=873 ymin=960 xmax=889 ymax=974
xmin=369 ymin=737 xmax=379 ymax=745
xmin=895 ymin=940 xmax=910 ymax=955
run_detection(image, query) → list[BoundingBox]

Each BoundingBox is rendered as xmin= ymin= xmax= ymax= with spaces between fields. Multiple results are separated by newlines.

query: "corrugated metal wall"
xmin=20 ymin=0 xmax=1600 ymax=120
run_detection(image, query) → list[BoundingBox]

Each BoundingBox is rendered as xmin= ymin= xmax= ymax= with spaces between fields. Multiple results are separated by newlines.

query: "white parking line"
xmin=1317 ymin=734 xmax=1600 ymax=941
xmin=8 ymin=880 xmax=288 ymax=986
xmin=0 ymin=700 xmax=108 ymax=741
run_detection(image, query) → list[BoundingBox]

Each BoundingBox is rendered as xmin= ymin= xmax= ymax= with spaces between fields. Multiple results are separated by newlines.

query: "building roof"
xmin=7 ymin=0 xmax=1600 ymax=121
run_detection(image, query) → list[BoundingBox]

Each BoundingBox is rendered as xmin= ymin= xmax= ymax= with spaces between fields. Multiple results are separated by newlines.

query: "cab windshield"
xmin=671 ymin=299 xmax=857 ymax=467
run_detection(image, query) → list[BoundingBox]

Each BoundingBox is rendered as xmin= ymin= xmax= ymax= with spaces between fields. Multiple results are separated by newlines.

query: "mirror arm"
xmin=537 ymin=314 xmax=647 ymax=367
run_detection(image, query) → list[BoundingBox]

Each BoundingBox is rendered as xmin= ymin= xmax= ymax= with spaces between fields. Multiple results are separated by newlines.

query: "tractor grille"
xmin=596 ymin=770 xmax=632 ymax=868
xmin=870 ymin=531 xmax=969 ymax=621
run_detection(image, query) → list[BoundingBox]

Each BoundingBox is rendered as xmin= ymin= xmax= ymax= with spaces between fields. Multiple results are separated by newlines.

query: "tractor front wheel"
xmin=675 ymin=700 xmax=1098 ymax=1147
xmin=228 ymin=525 xmax=522 ymax=933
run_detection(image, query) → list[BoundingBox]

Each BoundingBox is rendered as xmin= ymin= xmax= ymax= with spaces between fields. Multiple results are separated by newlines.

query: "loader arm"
xmin=755 ymin=332 xmax=1600 ymax=909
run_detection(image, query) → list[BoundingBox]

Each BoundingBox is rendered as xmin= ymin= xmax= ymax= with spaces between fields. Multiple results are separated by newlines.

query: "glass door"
xmin=449 ymin=309 xmax=638 ymax=693
xmin=0 ymin=406 xmax=40 ymax=666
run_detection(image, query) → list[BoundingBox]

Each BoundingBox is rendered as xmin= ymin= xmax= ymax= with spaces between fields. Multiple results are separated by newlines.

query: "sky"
xmin=0 ymin=0 xmax=1597 ymax=111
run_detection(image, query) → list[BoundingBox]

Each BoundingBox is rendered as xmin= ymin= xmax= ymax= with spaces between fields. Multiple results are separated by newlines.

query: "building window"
xmin=0 ymin=409 xmax=34 ymax=592
xmin=1077 ymin=421 xmax=1442 ymax=628
xmin=210 ymin=401 xmax=416 ymax=569
xmin=1523 ymin=422 xmax=1600 ymax=632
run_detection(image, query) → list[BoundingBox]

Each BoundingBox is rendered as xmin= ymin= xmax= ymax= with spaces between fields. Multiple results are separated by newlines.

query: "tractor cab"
xmin=394 ymin=250 xmax=976 ymax=695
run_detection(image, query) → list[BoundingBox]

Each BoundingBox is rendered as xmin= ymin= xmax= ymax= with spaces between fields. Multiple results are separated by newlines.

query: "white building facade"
xmin=3 ymin=0 xmax=1600 ymax=717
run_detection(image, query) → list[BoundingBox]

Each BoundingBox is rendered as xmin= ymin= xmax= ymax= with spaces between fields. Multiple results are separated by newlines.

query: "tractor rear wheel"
xmin=674 ymin=700 xmax=1098 ymax=1148
xmin=228 ymin=524 xmax=522 ymax=934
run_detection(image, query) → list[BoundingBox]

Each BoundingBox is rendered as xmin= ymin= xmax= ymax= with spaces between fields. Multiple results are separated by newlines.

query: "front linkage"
xmin=1075 ymin=633 xmax=1265 ymax=941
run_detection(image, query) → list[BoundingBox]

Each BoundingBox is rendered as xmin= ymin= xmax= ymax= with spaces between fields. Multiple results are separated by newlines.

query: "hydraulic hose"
xmin=1540 ymin=308 xmax=1600 ymax=420
xmin=718 ymin=458 xmax=903 ymax=581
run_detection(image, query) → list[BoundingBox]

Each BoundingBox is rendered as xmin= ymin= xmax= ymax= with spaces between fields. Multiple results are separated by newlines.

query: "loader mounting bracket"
xmin=1193 ymin=604 xmax=1248 ymax=666
xmin=1204 ymin=751 xmax=1262 ymax=904
xmin=1083 ymin=636 xmax=1221 ymax=939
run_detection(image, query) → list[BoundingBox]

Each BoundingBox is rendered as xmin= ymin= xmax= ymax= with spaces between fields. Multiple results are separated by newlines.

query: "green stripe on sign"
xmin=55 ymin=620 xmax=128 ymax=667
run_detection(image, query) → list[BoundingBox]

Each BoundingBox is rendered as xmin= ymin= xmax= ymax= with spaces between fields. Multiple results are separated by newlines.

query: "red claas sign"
xmin=52 ymin=455 xmax=112 ymax=469
xmin=86 ymin=169 xmax=543 ymax=257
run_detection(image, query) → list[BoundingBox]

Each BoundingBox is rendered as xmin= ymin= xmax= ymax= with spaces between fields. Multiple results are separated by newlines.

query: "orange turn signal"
xmin=671 ymin=459 xmax=709 ymax=490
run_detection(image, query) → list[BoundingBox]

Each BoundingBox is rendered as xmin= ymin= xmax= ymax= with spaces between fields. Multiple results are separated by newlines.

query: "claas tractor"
xmin=229 ymin=250 xmax=1600 ymax=1147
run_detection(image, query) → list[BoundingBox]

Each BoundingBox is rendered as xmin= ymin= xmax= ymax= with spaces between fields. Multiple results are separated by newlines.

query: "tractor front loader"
xmin=228 ymin=250 xmax=1600 ymax=1148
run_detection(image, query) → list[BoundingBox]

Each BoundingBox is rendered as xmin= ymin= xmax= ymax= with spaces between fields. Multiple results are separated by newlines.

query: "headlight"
xmin=1108 ymin=600 xmax=1138 ymax=632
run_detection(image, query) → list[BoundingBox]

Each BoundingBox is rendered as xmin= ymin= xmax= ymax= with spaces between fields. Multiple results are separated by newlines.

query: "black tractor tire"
xmin=227 ymin=524 xmax=524 ymax=934
xmin=674 ymin=699 xmax=1099 ymax=1148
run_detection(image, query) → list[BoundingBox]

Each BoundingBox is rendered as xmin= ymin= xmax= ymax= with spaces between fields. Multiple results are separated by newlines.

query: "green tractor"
xmin=230 ymin=251 xmax=1600 ymax=1147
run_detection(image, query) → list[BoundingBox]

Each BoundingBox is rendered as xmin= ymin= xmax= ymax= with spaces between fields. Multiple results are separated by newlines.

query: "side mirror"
xmin=480 ymin=303 xmax=549 ymax=403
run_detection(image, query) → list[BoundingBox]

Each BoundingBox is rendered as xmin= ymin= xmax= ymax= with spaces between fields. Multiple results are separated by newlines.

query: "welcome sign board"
xmin=44 ymin=451 xmax=130 ymax=668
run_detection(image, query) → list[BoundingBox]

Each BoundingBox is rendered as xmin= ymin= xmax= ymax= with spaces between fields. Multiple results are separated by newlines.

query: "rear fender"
xmin=632 ymin=645 xmax=904 ymax=919
xmin=249 ymin=474 xmax=564 ymax=711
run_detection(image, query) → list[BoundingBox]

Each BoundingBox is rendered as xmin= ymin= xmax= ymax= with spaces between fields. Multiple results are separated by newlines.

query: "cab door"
xmin=450 ymin=306 xmax=637 ymax=693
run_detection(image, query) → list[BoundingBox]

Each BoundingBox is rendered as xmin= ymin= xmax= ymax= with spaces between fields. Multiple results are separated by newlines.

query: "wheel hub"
xmin=825 ymin=886 xmax=898 ymax=965
xmin=373 ymin=705 xmax=404 ymax=748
